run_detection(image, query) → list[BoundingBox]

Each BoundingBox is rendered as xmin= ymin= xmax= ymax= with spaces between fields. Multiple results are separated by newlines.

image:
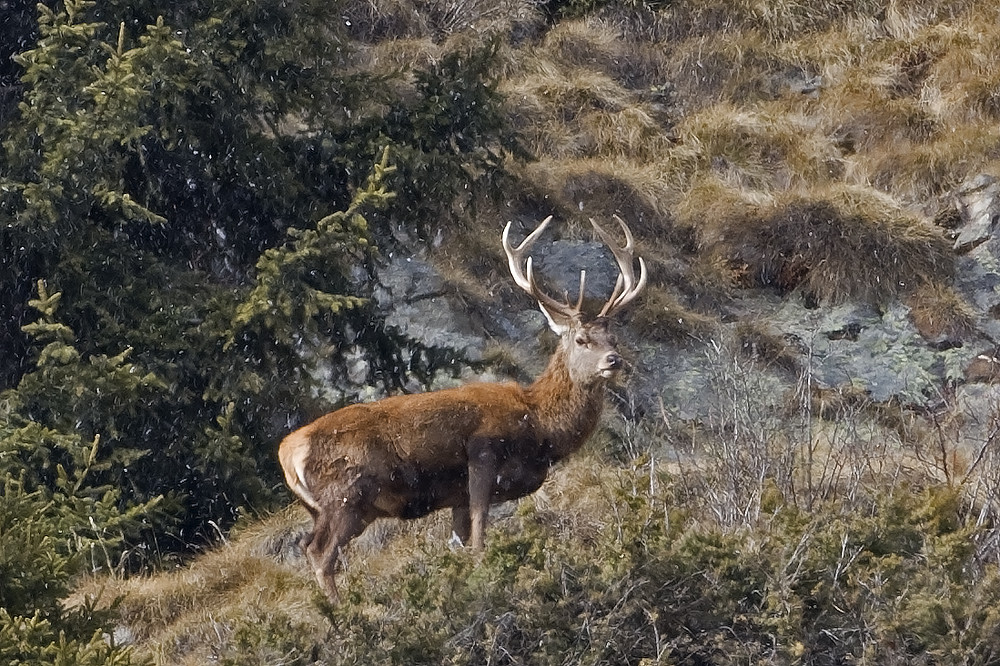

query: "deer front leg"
xmin=467 ymin=440 xmax=497 ymax=550
xmin=451 ymin=505 xmax=471 ymax=545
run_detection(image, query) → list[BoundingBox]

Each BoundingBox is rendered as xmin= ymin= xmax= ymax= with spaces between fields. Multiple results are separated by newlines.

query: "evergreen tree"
xmin=0 ymin=0 xmax=392 ymax=542
xmin=0 ymin=0 xmax=519 ymax=549
xmin=0 ymin=282 xmax=157 ymax=665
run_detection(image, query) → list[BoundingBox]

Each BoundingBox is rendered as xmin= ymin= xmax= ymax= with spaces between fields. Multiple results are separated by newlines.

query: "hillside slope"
xmin=81 ymin=457 xmax=1000 ymax=664
xmin=74 ymin=1 xmax=1000 ymax=663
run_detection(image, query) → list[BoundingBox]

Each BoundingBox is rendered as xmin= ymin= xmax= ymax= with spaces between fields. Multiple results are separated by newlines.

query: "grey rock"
xmin=385 ymin=299 xmax=486 ymax=362
xmin=532 ymin=240 xmax=621 ymax=312
xmin=954 ymin=253 xmax=1000 ymax=314
xmin=344 ymin=346 xmax=370 ymax=385
xmin=954 ymin=174 xmax=1000 ymax=253
xmin=320 ymin=180 xmax=1000 ymax=460
xmin=375 ymin=253 xmax=488 ymax=364
xmin=374 ymin=254 xmax=446 ymax=308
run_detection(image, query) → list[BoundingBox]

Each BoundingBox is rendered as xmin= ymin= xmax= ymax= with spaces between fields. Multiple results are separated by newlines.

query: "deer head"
xmin=502 ymin=215 xmax=647 ymax=387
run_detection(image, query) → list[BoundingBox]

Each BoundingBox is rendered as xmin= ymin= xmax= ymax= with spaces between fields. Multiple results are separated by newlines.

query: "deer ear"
xmin=537 ymin=302 xmax=571 ymax=335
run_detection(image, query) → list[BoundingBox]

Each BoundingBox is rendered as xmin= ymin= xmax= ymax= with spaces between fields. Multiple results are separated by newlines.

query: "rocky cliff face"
xmin=357 ymin=178 xmax=1000 ymax=463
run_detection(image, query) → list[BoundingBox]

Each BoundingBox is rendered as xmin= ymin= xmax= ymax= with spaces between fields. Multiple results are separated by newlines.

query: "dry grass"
xmin=905 ymin=282 xmax=979 ymax=341
xmin=577 ymin=106 xmax=672 ymax=161
xmin=73 ymin=505 xmax=480 ymax=664
xmin=654 ymin=0 xmax=979 ymax=43
xmin=699 ymin=184 xmax=952 ymax=303
xmin=361 ymin=37 xmax=444 ymax=72
xmin=733 ymin=320 xmax=801 ymax=372
xmin=818 ymin=75 xmax=940 ymax=150
xmin=503 ymin=62 xmax=645 ymax=156
xmin=671 ymin=173 xmax=765 ymax=230
xmin=520 ymin=157 xmax=681 ymax=222
xmin=661 ymin=31 xmax=825 ymax=108
xmin=542 ymin=18 xmax=624 ymax=71
xmin=540 ymin=17 xmax=668 ymax=88
xmin=71 ymin=456 xmax=625 ymax=664
xmin=863 ymin=124 xmax=1000 ymax=201
xmin=678 ymin=104 xmax=844 ymax=190
xmin=341 ymin=0 xmax=544 ymax=42
xmin=68 ymin=506 xmax=323 ymax=665
xmin=627 ymin=284 xmax=718 ymax=344
xmin=492 ymin=2 xmax=997 ymax=312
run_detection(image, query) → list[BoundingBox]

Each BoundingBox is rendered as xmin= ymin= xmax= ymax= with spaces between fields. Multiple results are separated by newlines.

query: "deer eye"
xmin=575 ymin=336 xmax=588 ymax=346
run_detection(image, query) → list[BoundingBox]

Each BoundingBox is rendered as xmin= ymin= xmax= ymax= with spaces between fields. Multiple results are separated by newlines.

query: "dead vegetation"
xmin=486 ymin=2 xmax=998 ymax=319
xmin=68 ymin=1 xmax=1000 ymax=661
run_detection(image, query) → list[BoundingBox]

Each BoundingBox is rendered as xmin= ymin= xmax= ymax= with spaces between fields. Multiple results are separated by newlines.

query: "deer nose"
xmin=606 ymin=352 xmax=623 ymax=369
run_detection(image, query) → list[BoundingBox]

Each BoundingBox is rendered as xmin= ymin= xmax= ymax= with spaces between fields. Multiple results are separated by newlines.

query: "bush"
xmin=181 ymin=469 xmax=1000 ymax=665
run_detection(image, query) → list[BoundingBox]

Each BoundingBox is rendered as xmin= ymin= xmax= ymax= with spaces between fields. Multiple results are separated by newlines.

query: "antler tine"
xmin=503 ymin=216 xmax=581 ymax=323
xmin=502 ymin=216 xmax=551 ymax=292
xmin=525 ymin=256 xmax=580 ymax=321
xmin=574 ymin=270 xmax=587 ymax=311
xmin=592 ymin=215 xmax=648 ymax=317
xmin=604 ymin=273 xmax=626 ymax=312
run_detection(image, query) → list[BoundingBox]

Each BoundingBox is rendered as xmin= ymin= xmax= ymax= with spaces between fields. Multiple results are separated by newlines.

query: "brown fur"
xmin=279 ymin=317 xmax=620 ymax=601
xmin=279 ymin=216 xmax=645 ymax=602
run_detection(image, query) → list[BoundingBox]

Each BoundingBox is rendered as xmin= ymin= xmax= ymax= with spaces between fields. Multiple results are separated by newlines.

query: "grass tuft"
xmin=521 ymin=157 xmax=680 ymax=223
xmin=904 ymin=282 xmax=979 ymax=341
xmin=342 ymin=0 xmax=543 ymax=41
xmin=713 ymin=184 xmax=952 ymax=303
xmin=627 ymin=285 xmax=718 ymax=344
xmin=679 ymin=103 xmax=844 ymax=190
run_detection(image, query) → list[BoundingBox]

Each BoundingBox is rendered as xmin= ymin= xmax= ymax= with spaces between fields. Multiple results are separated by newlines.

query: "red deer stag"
xmin=278 ymin=215 xmax=646 ymax=601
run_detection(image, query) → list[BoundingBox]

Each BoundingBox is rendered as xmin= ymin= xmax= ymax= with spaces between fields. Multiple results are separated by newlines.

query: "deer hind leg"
xmin=451 ymin=505 xmax=471 ymax=545
xmin=298 ymin=504 xmax=320 ymax=553
xmin=306 ymin=503 xmax=371 ymax=603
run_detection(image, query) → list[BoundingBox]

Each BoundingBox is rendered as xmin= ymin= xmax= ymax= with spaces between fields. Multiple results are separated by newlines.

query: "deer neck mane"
xmin=524 ymin=348 xmax=605 ymax=461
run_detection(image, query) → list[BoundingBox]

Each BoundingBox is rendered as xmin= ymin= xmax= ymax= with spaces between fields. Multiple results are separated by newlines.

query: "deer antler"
xmin=592 ymin=215 xmax=647 ymax=318
xmin=503 ymin=215 xmax=647 ymax=325
xmin=502 ymin=216 xmax=584 ymax=326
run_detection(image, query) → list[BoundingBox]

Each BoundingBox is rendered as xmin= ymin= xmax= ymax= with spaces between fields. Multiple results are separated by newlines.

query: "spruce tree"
xmin=0 ymin=0 xmax=389 ymax=540
xmin=0 ymin=282 xmax=158 ymax=665
xmin=0 ymin=0 xmax=519 ymax=551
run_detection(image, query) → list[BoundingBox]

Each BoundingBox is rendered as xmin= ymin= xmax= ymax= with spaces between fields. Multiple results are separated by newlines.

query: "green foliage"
xmin=0 ymin=282 xmax=156 ymax=666
xmin=0 ymin=482 xmax=147 ymax=666
xmin=230 ymin=147 xmax=394 ymax=344
xmin=8 ymin=2 xmax=178 ymax=231
xmin=0 ymin=0 xmax=409 ymax=549
xmin=217 ymin=613 xmax=321 ymax=666
xmin=195 ymin=474 xmax=1000 ymax=666
xmin=0 ymin=608 xmax=141 ymax=666
xmin=0 ymin=0 xmax=524 ymax=554
xmin=338 ymin=39 xmax=523 ymax=237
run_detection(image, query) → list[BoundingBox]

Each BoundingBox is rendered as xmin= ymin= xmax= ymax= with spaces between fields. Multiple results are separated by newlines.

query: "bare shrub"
xmin=660 ymin=338 xmax=797 ymax=526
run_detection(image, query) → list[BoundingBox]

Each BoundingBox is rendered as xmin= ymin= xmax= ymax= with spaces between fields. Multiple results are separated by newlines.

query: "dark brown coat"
xmin=279 ymin=216 xmax=646 ymax=602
